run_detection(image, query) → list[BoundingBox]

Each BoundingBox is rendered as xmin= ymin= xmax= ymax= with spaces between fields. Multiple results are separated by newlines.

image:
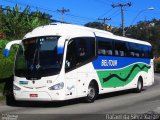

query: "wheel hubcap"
xmin=88 ymin=87 xmax=95 ymax=99
xmin=138 ymin=81 xmax=142 ymax=90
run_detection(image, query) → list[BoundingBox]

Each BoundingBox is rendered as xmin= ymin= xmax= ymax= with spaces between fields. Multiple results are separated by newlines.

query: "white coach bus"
xmin=4 ymin=23 xmax=154 ymax=103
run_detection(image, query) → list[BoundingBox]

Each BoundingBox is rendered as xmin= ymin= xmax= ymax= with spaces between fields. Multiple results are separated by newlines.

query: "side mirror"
xmin=4 ymin=40 xmax=22 ymax=58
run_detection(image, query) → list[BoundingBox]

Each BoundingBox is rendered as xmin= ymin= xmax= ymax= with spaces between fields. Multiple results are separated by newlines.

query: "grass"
xmin=0 ymin=96 xmax=5 ymax=103
xmin=0 ymin=83 xmax=4 ymax=93
xmin=0 ymin=40 xmax=15 ymax=103
xmin=0 ymin=83 xmax=5 ymax=103
xmin=0 ymin=40 xmax=17 ymax=79
xmin=0 ymin=82 xmax=5 ymax=102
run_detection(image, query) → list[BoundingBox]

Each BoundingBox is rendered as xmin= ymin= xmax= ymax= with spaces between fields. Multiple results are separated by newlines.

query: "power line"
xmin=99 ymin=8 xmax=114 ymax=18
xmin=98 ymin=18 xmax=111 ymax=24
xmin=8 ymin=0 xmax=98 ymax=23
xmin=97 ymin=0 xmax=114 ymax=4
xmin=112 ymin=2 xmax=132 ymax=36
xmin=3 ymin=0 xmax=128 ymax=27
xmin=2 ymin=0 xmax=99 ymax=24
xmin=92 ymin=0 xmax=112 ymax=6
xmin=65 ymin=16 xmax=95 ymax=25
xmin=108 ymin=9 xmax=120 ymax=18
xmin=2 ymin=0 xmax=57 ymax=13
xmin=0 ymin=6 xmax=60 ymax=22
xmin=110 ymin=11 xmax=121 ymax=27
xmin=66 ymin=13 xmax=95 ymax=21
xmin=57 ymin=7 xmax=70 ymax=23
xmin=98 ymin=18 xmax=111 ymax=30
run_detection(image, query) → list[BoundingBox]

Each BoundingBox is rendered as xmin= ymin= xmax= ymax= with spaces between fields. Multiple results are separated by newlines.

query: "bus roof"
xmin=24 ymin=23 xmax=151 ymax=46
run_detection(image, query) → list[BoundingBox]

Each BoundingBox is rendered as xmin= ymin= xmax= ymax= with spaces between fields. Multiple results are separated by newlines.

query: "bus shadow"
xmin=8 ymin=98 xmax=84 ymax=108
xmin=1 ymin=76 xmax=147 ymax=107
xmin=0 ymin=76 xmax=83 ymax=107
xmin=97 ymin=89 xmax=146 ymax=100
xmin=8 ymin=89 xmax=146 ymax=108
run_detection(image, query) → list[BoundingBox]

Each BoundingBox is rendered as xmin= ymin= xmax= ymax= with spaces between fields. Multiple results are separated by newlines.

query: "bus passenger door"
xmin=65 ymin=69 xmax=77 ymax=99
xmin=76 ymin=65 xmax=89 ymax=97
xmin=65 ymin=37 xmax=96 ymax=98
xmin=64 ymin=40 xmax=78 ymax=99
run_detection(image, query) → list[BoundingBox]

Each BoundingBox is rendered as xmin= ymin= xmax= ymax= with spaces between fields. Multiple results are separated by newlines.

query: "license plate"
xmin=30 ymin=94 xmax=38 ymax=97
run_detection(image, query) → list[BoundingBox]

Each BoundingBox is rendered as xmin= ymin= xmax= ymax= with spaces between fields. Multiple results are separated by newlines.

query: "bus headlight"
xmin=49 ymin=82 xmax=64 ymax=90
xmin=14 ymin=85 xmax=21 ymax=91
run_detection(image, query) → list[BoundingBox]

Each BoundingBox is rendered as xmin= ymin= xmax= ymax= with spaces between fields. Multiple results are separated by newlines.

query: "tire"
xmin=6 ymin=89 xmax=16 ymax=106
xmin=3 ymin=76 xmax=16 ymax=106
xmin=85 ymin=82 xmax=98 ymax=103
xmin=135 ymin=77 xmax=143 ymax=93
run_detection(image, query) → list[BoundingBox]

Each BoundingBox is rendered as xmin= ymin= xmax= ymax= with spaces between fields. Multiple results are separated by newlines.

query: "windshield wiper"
xmin=30 ymin=39 xmax=41 ymax=70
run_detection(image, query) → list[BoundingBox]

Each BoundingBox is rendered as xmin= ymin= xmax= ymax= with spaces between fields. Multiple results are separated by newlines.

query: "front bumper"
xmin=14 ymin=90 xmax=65 ymax=101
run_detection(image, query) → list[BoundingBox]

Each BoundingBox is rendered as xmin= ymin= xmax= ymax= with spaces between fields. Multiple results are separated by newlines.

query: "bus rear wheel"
xmin=135 ymin=77 xmax=143 ymax=93
xmin=85 ymin=82 xmax=98 ymax=103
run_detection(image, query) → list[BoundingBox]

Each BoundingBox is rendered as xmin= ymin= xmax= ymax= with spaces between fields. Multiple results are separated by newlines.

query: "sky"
xmin=0 ymin=0 xmax=160 ymax=27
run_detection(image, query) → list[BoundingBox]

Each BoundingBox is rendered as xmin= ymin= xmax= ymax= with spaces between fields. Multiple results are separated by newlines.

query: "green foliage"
xmin=154 ymin=59 xmax=160 ymax=72
xmin=84 ymin=22 xmax=110 ymax=30
xmin=85 ymin=19 xmax=160 ymax=56
xmin=0 ymin=96 xmax=5 ymax=103
xmin=0 ymin=82 xmax=5 ymax=93
xmin=124 ymin=19 xmax=160 ymax=56
xmin=124 ymin=19 xmax=160 ymax=41
xmin=157 ymin=62 xmax=160 ymax=68
xmin=0 ymin=39 xmax=17 ymax=79
xmin=0 ymin=5 xmax=52 ymax=79
xmin=0 ymin=5 xmax=52 ymax=40
xmin=85 ymin=22 xmax=104 ymax=29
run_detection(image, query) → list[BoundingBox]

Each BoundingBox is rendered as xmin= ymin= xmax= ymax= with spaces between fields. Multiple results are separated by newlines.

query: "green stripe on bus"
xmin=97 ymin=63 xmax=151 ymax=88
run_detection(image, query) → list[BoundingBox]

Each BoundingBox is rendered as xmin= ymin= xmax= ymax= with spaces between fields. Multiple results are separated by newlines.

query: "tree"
xmin=85 ymin=19 xmax=160 ymax=56
xmin=111 ymin=19 xmax=160 ymax=56
xmin=84 ymin=22 xmax=110 ymax=31
xmin=0 ymin=5 xmax=53 ymax=79
xmin=0 ymin=5 xmax=52 ymax=40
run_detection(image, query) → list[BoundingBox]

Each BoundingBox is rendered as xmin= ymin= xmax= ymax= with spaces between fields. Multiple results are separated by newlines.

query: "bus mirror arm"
xmin=4 ymin=40 xmax=22 ymax=58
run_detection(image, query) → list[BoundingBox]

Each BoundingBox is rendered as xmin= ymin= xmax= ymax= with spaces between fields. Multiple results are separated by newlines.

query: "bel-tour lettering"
xmin=101 ymin=60 xmax=118 ymax=67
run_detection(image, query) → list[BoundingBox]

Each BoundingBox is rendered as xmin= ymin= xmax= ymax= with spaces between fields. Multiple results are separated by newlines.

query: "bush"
xmin=157 ymin=62 xmax=160 ymax=69
xmin=154 ymin=58 xmax=160 ymax=72
xmin=0 ymin=39 xmax=17 ymax=79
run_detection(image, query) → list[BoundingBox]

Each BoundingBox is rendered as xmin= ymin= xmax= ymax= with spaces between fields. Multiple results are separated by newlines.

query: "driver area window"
xmin=65 ymin=37 xmax=95 ymax=72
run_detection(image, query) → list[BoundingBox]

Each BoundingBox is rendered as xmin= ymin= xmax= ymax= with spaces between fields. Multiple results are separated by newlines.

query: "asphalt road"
xmin=0 ymin=73 xmax=160 ymax=120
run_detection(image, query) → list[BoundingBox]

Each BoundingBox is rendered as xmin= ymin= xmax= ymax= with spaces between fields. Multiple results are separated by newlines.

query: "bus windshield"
xmin=15 ymin=36 xmax=63 ymax=79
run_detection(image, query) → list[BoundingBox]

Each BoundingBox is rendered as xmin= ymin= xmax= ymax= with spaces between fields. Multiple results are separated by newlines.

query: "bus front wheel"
xmin=6 ymin=90 xmax=16 ymax=106
xmin=85 ymin=82 xmax=98 ymax=103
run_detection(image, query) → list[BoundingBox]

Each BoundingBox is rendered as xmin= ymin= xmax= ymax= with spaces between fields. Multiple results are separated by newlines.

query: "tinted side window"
xmin=65 ymin=37 xmax=95 ymax=71
xmin=148 ymin=46 xmax=153 ymax=58
xmin=141 ymin=45 xmax=153 ymax=58
xmin=114 ymin=41 xmax=129 ymax=57
xmin=97 ymin=37 xmax=113 ymax=56
xmin=77 ymin=37 xmax=95 ymax=62
xmin=128 ymin=42 xmax=141 ymax=57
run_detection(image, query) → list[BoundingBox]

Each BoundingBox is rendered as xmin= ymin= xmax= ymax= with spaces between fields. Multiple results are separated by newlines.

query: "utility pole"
xmin=112 ymin=2 xmax=131 ymax=36
xmin=98 ymin=18 xmax=111 ymax=30
xmin=57 ymin=7 xmax=70 ymax=23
